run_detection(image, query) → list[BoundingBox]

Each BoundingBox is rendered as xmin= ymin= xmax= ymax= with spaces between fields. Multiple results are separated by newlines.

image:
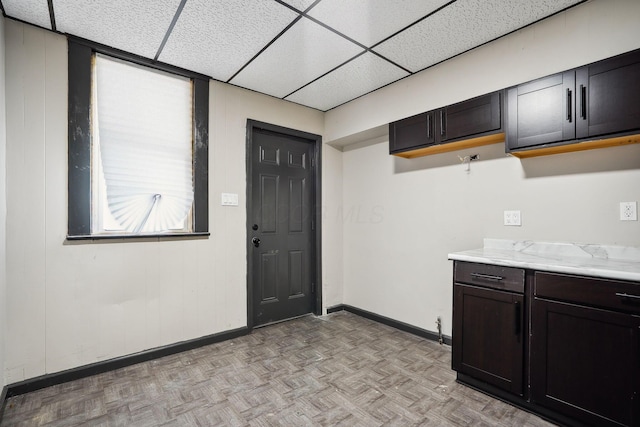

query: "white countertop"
xmin=448 ymin=239 xmax=640 ymax=282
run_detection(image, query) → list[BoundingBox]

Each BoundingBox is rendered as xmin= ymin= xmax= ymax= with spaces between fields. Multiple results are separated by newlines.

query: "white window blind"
xmin=91 ymin=54 xmax=194 ymax=234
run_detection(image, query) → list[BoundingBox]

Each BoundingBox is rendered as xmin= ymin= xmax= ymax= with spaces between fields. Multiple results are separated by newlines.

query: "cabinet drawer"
xmin=454 ymin=261 xmax=524 ymax=293
xmin=535 ymin=272 xmax=640 ymax=314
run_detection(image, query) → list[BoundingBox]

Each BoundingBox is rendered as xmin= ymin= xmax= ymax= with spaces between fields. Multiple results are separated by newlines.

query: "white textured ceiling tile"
xmin=54 ymin=0 xmax=181 ymax=58
xmin=285 ymin=52 xmax=409 ymax=111
xmin=308 ymin=0 xmax=450 ymax=47
xmin=159 ymin=0 xmax=297 ymax=81
xmin=374 ymin=0 xmax=583 ymax=72
xmin=230 ymin=17 xmax=364 ymax=99
xmin=3 ymin=0 xmax=51 ymax=29
xmin=279 ymin=0 xmax=317 ymax=12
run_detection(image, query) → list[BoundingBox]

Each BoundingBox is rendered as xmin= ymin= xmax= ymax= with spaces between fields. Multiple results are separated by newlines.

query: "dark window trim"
xmin=67 ymin=38 xmax=209 ymax=240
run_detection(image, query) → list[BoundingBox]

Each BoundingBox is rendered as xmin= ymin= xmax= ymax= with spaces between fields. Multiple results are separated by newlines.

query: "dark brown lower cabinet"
xmin=531 ymin=299 xmax=640 ymax=427
xmin=452 ymin=262 xmax=640 ymax=427
xmin=530 ymin=272 xmax=640 ymax=427
xmin=452 ymin=284 xmax=524 ymax=396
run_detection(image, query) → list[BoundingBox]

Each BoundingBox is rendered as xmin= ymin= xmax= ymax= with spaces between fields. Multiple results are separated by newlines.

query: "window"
xmin=67 ymin=39 xmax=209 ymax=239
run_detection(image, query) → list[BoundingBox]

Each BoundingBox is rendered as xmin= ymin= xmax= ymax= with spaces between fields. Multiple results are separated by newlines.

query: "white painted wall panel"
xmin=342 ymin=141 xmax=640 ymax=336
xmin=0 ymin=16 xmax=7 ymax=388
xmin=4 ymin=22 xmax=325 ymax=381
xmin=5 ymin=21 xmax=47 ymax=382
xmin=321 ymin=143 xmax=344 ymax=310
xmin=331 ymin=0 xmax=640 ymax=337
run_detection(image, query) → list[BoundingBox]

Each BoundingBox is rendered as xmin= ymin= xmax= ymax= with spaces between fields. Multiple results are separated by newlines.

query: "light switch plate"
xmin=504 ymin=210 xmax=521 ymax=226
xmin=620 ymin=201 xmax=637 ymax=221
xmin=221 ymin=193 xmax=239 ymax=206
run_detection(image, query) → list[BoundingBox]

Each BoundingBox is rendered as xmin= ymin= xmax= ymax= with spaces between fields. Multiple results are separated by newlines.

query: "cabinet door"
xmin=531 ymin=299 xmax=640 ymax=427
xmin=452 ymin=284 xmax=524 ymax=396
xmin=389 ymin=111 xmax=435 ymax=153
xmin=440 ymin=91 xmax=501 ymax=142
xmin=506 ymin=71 xmax=575 ymax=150
xmin=576 ymin=49 xmax=640 ymax=139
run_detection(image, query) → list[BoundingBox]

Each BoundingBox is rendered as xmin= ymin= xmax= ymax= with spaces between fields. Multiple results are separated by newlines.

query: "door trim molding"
xmin=245 ymin=119 xmax=323 ymax=331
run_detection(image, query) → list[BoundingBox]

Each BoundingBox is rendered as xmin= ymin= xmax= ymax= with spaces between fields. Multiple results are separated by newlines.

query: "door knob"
xmin=252 ymin=237 xmax=261 ymax=247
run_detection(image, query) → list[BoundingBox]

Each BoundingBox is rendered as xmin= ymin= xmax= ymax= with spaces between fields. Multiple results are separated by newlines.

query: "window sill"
xmin=66 ymin=232 xmax=210 ymax=242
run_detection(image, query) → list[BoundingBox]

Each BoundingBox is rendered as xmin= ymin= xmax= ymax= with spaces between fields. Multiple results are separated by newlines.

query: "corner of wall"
xmin=0 ymin=14 xmax=8 ymax=388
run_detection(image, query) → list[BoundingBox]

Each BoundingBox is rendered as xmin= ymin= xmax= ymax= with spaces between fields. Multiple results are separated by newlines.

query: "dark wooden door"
xmin=576 ymin=49 xmax=640 ymax=139
xmin=452 ymin=284 xmax=524 ymax=396
xmin=389 ymin=111 xmax=435 ymax=153
xmin=440 ymin=91 xmax=502 ymax=142
xmin=249 ymin=127 xmax=315 ymax=327
xmin=507 ymin=71 xmax=575 ymax=149
xmin=531 ymin=298 xmax=640 ymax=427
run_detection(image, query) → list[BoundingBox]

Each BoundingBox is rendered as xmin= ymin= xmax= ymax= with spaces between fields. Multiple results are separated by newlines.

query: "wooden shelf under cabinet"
xmin=392 ymin=132 xmax=505 ymax=159
xmin=508 ymin=133 xmax=640 ymax=158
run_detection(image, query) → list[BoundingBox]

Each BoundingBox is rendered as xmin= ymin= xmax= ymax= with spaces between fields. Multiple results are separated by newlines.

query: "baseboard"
xmin=326 ymin=304 xmax=452 ymax=346
xmin=5 ymin=326 xmax=249 ymax=398
xmin=0 ymin=385 xmax=8 ymax=421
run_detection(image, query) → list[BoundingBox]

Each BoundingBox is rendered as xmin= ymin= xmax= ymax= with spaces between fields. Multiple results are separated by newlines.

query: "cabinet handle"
xmin=616 ymin=292 xmax=640 ymax=301
xmin=470 ymin=273 xmax=504 ymax=281
xmin=580 ymin=84 xmax=587 ymax=120
xmin=440 ymin=110 xmax=445 ymax=137
xmin=566 ymin=88 xmax=572 ymax=122
xmin=426 ymin=114 xmax=431 ymax=139
xmin=514 ymin=301 xmax=521 ymax=336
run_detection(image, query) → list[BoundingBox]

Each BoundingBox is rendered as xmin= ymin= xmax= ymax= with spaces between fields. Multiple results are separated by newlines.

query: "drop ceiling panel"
xmin=308 ymin=0 xmax=451 ymax=47
xmin=374 ymin=0 xmax=584 ymax=72
xmin=3 ymin=0 xmax=51 ymax=30
xmin=159 ymin=0 xmax=298 ymax=82
xmin=53 ymin=0 xmax=181 ymax=58
xmin=286 ymin=52 xmax=409 ymax=111
xmin=230 ymin=17 xmax=364 ymax=99
xmin=279 ymin=0 xmax=318 ymax=13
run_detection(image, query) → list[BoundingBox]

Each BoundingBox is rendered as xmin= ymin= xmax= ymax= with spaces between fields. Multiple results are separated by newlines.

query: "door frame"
xmin=245 ymin=119 xmax=322 ymax=331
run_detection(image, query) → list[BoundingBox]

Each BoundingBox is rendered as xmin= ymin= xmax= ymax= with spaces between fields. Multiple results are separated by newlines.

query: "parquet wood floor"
xmin=1 ymin=311 xmax=555 ymax=426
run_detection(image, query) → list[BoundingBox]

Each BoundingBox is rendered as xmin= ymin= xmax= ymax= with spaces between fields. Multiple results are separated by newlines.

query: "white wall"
xmin=328 ymin=0 xmax=640 ymax=336
xmin=0 ymin=15 xmax=7 ymax=389
xmin=4 ymin=21 xmax=325 ymax=383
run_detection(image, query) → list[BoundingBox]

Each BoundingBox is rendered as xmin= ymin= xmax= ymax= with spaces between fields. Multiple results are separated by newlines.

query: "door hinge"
xmin=311 ymin=219 xmax=315 ymax=231
xmin=311 ymin=282 xmax=315 ymax=293
xmin=311 ymin=154 xmax=315 ymax=168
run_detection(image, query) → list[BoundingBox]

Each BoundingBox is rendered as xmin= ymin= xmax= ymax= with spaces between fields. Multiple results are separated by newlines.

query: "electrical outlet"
xmin=620 ymin=202 xmax=638 ymax=221
xmin=504 ymin=210 xmax=522 ymax=226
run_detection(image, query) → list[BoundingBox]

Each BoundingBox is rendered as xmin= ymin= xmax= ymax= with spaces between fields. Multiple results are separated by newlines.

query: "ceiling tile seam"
xmin=47 ymin=0 xmax=56 ymax=31
xmin=285 ymin=8 xmax=412 ymax=76
xmin=369 ymin=51 xmax=412 ymax=75
xmin=281 ymin=50 xmax=368 ymax=100
xmin=226 ymin=15 xmax=304 ymax=83
xmin=368 ymin=0 xmax=458 ymax=51
xmin=298 ymin=13 xmax=368 ymax=51
xmin=272 ymin=0 xmax=322 ymax=15
xmin=154 ymin=0 xmax=188 ymax=61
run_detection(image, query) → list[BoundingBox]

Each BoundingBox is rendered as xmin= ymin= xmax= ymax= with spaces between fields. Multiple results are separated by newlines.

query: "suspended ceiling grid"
xmin=1 ymin=0 xmax=585 ymax=111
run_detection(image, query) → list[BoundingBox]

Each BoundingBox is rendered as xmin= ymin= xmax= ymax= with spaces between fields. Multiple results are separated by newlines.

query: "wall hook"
xmin=458 ymin=154 xmax=479 ymax=171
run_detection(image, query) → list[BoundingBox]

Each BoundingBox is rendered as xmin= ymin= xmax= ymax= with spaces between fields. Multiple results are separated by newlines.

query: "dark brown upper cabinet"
xmin=506 ymin=71 xmax=576 ymax=149
xmin=390 ymin=91 xmax=504 ymax=158
xmin=440 ymin=91 xmax=502 ymax=142
xmin=507 ymin=48 xmax=640 ymax=157
xmin=389 ymin=111 xmax=435 ymax=153
xmin=576 ymin=49 xmax=640 ymax=139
